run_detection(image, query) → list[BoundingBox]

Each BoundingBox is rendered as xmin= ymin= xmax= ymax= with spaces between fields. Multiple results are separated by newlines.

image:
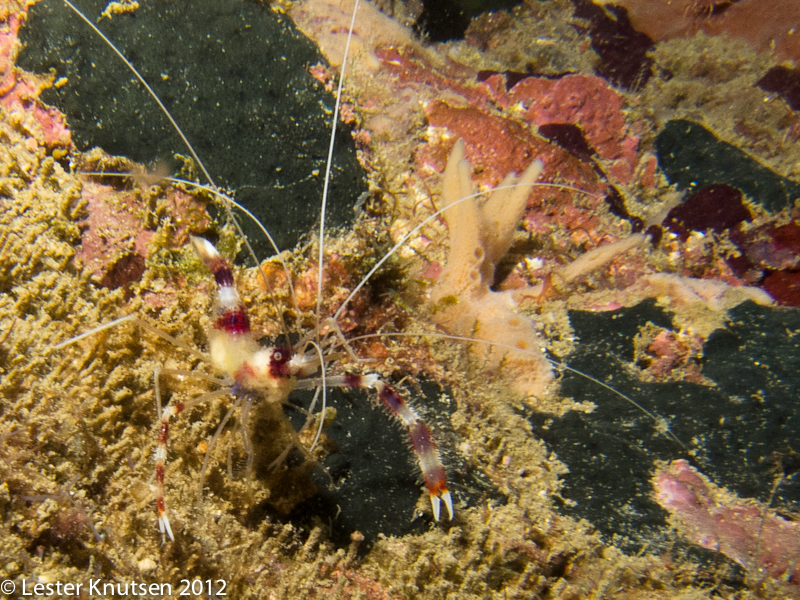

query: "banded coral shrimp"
xmin=5 ymin=0 xmax=800 ymax=597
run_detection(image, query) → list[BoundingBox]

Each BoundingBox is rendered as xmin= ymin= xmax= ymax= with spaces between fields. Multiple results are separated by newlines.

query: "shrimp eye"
xmin=269 ymin=347 xmax=292 ymax=379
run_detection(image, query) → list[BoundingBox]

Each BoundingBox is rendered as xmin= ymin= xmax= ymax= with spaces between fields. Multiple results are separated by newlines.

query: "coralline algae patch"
xmin=0 ymin=5 xmax=69 ymax=152
xmin=655 ymin=459 xmax=800 ymax=583
xmin=64 ymin=152 xmax=215 ymax=302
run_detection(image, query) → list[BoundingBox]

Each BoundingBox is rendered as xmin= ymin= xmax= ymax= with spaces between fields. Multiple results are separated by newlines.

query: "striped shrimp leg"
xmin=151 ymin=237 xmax=266 ymax=543
xmin=341 ymin=373 xmax=454 ymax=521
xmin=191 ymin=236 xmax=252 ymax=342
xmin=153 ymin=373 xmax=232 ymax=542
xmin=154 ymin=395 xmax=184 ymax=541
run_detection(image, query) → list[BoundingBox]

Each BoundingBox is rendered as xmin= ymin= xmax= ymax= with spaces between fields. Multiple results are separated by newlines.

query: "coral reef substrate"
xmin=2 ymin=0 xmax=800 ymax=598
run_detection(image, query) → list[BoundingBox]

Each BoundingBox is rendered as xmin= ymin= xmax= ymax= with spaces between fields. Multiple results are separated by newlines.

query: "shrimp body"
xmin=193 ymin=237 xmax=316 ymax=390
xmin=149 ymin=236 xmax=452 ymax=541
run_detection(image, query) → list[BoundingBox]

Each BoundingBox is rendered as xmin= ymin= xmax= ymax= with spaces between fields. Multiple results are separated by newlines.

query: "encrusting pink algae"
xmin=655 ymin=459 xmax=800 ymax=583
xmin=1 ymin=0 xmax=800 ymax=598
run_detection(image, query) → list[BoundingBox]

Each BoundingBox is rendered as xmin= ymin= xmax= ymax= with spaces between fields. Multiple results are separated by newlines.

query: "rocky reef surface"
xmin=1 ymin=0 xmax=800 ymax=598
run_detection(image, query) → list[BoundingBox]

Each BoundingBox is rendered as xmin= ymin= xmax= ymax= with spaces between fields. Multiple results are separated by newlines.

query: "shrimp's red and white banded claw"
xmin=341 ymin=373 xmax=454 ymax=521
xmin=148 ymin=237 xmax=453 ymax=540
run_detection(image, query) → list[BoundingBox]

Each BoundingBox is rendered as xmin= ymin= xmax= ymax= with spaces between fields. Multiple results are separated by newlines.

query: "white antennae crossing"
xmin=316 ymin=0 xmax=360 ymax=326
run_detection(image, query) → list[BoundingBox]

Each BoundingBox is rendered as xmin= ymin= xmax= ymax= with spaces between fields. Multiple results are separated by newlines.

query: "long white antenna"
xmin=315 ymin=0 xmax=360 ymax=325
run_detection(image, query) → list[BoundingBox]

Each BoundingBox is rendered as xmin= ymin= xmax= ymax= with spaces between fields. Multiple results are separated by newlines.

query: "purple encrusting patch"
xmin=645 ymin=224 xmax=663 ymax=247
xmin=605 ymin=185 xmax=644 ymax=233
xmin=762 ymin=270 xmax=800 ymax=306
xmin=538 ymin=122 xmax=595 ymax=162
xmin=99 ymin=251 xmax=146 ymax=298
xmin=758 ymin=66 xmax=800 ymax=112
xmin=570 ymin=0 xmax=655 ymax=91
xmin=752 ymin=221 xmax=800 ymax=306
xmin=216 ymin=307 xmax=250 ymax=335
xmin=663 ymin=184 xmax=752 ymax=240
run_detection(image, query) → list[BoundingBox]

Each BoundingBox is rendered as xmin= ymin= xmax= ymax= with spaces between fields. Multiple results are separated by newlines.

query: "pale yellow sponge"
xmin=429 ymin=139 xmax=554 ymax=399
